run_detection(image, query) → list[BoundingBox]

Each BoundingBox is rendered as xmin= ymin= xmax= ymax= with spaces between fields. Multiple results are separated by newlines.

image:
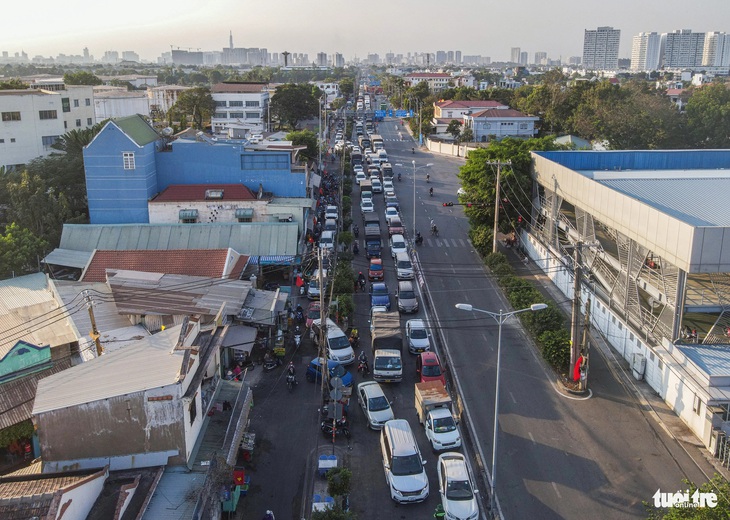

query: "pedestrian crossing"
xmin=423 ymin=238 xmax=471 ymax=248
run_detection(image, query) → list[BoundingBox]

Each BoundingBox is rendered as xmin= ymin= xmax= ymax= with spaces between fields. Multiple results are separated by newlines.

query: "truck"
xmin=365 ymin=226 xmax=382 ymax=258
xmin=372 ymin=312 xmax=404 ymax=383
xmin=414 ymin=381 xmax=462 ymax=451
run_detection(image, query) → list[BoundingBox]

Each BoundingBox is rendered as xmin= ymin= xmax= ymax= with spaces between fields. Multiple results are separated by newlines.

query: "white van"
xmin=312 ymin=318 xmax=355 ymax=365
xmin=319 ymin=230 xmax=335 ymax=251
xmin=395 ymin=252 xmax=414 ymax=280
xmin=380 ymin=419 xmax=429 ymax=503
xmin=307 ymin=269 xmax=327 ymax=300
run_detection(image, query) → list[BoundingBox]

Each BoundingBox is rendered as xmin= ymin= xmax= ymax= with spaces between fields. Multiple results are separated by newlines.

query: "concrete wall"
xmin=425 ymin=138 xmax=479 ymax=159
xmin=50 ymin=468 xmax=108 ymax=520
xmin=148 ymin=200 xmax=269 ymax=225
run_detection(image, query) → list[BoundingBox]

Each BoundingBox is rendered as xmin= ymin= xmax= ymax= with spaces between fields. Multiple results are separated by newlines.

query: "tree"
xmin=286 ymin=129 xmax=318 ymax=162
xmin=338 ymin=78 xmax=354 ymax=98
xmin=270 ymin=83 xmax=319 ymax=130
xmin=51 ymin=121 xmax=106 ymax=160
xmin=685 ymin=82 xmax=730 ymax=148
xmin=0 ymin=223 xmax=49 ymax=279
xmin=461 ymin=127 xmax=474 ymax=142
xmin=63 ymin=71 xmax=102 ymax=85
xmin=169 ymin=86 xmax=215 ymax=129
xmin=645 ymin=474 xmax=730 ymax=519
xmin=446 ymin=120 xmax=463 ymax=140
xmin=0 ymin=78 xmax=28 ymax=90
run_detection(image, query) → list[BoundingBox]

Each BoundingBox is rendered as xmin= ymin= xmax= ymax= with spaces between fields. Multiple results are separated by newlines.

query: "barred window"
xmin=39 ymin=110 xmax=58 ymax=120
xmin=2 ymin=112 xmax=21 ymax=121
xmin=123 ymin=152 xmax=135 ymax=170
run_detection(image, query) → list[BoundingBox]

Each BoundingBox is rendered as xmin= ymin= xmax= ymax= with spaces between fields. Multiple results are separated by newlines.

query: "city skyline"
xmin=2 ymin=0 xmax=730 ymax=64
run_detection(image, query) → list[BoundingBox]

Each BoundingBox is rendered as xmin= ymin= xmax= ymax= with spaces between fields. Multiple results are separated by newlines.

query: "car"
xmin=353 ymin=163 xmax=364 ymax=172
xmin=385 ymin=206 xmax=399 ymax=223
xmin=368 ymin=258 xmax=384 ymax=281
xmin=383 ymin=179 xmax=394 ymax=192
xmin=406 ymin=319 xmax=431 ymax=354
xmin=306 ymin=301 xmax=321 ymax=329
xmin=390 ymin=234 xmax=407 ymax=258
xmin=417 ymin=352 xmax=445 ymax=385
xmin=369 ymin=282 xmax=391 ymax=310
xmin=396 ymin=280 xmax=419 ymax=313
xmin=357 ymin=381 xmax=395 ymax=430
xmin=437 ymin=452 xmax=478 ymax=520
xmin=381 ymin=420 xmax=429 ymax=503
xmin=372 ymin=179 xmax=383 ymax=193
xmin=325 ymin=205 xmax=338 ymax=220
xmin=361 ymin=199 xmax=374 ymax=213
xmin=355 ymin=172 xmax=367 ymax=185
xmin=312 ymin=318 xmax=355 ymax=365
xmin=305 ymin=357 xmax=353 ymax=387
xmin=323 ymin=218 xmax=337 ymax=233
xmin=388 ymin=217 xmax=404 ymax=236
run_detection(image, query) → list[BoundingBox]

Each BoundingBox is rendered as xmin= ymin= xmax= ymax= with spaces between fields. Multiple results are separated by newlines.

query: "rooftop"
xmin=406 ymin=73 xmax=451 ymax=78
xmin=111 ymin=114 xmax=160 ymax=146
xmin=471 ymin=108 xmax=533 ymax=118
xmin=436 ymin=100 xmax=507 ymax=109
xmin=152 ymin=184 xmax=257 ymax=202
xmin=212 ymin=82 xmax=267 ymax=93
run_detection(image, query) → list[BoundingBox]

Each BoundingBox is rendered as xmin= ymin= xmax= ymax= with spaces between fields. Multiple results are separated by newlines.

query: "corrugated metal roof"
xmin=41 ymin=248 xmax=93 ymax=269
xmin=676 ymin=344 xmax=730 ymax=378
xmin=59 ymin=223 xmax=299 ymax=256
xmin=0 ymin=273 xmax=53 ymax=312
xmin=33 ymin=326 xmax=184 ymax=415
xmin=143 ymin=469 xmax=205 ymax=520
xmin=593 ymin=172 xmax=730 ymax=227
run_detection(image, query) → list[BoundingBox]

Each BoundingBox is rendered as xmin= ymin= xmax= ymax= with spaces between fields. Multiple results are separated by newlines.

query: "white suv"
xmin=381 ymin=419 xmax=429 ymax=503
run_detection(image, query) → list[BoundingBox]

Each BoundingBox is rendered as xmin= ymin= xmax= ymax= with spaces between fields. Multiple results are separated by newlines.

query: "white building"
xmin=583 ymin=26 xmax=620 ymax=70
xmin=465 ymin=108 xmax=539 ymax=142
xmin=664 ymin=29 xmax=705 ymax=69
xmin=148 ymin=85 xmax=191 ymax=116
xmin=210 ymin=82 xmax=269 ymax=136
xmin=98 ymin=75 xmax=158 ymax=88
xmin=93 ymin=89 xmax=150 ymax=121
xmin=631 ymin=32 xmax=663 ymax=71
xmin=703 ymin=32 xmax=730 ymax=67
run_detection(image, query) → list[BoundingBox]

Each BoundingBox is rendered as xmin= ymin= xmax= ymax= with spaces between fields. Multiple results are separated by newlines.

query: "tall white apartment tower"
xmin=510 ymin=47 xmax=521 ymax=63
xmin=663 ymin=30 xmax=705 ymax=68
xmin=631 ymin=32 xmax=663 ymax=71
xmin=703 ymin=32 xmax=730 ymax=67
xmin=583 ymin=26 xmax=620 ymax=70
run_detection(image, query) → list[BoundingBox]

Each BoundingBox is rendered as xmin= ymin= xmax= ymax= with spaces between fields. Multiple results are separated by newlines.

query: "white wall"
xmin=148 ymin=200 xmax=269 ymax=224
xmin=94 ymin=94 xmax=150 ymax=121
xmin=53 ymin=468 xmax=108 ymax=520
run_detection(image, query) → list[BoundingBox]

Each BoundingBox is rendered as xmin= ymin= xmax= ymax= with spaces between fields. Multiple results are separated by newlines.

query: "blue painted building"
xmin=84 ymin=115 xmax=307 ymax=224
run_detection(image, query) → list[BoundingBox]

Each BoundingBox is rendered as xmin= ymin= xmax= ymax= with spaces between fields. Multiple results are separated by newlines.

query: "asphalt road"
xmin=238 ymin=99 xmax=709 ymax=520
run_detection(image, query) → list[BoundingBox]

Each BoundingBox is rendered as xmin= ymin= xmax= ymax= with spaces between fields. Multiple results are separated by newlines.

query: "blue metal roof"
xmin=676 ymin=344 xmax=730 ymax=378
xmin=535 ymin=149 xmax=730 ymax=171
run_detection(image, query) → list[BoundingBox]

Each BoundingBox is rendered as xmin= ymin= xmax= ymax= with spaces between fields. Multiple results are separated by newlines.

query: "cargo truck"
xmin=371 ymin=311 xmax=403 ymax=383
xmin=414 ymin=381 xmax=462 ymax=451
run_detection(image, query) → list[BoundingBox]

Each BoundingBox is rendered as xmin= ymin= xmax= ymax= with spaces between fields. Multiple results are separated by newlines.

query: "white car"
xmin=385 ymin=207 xmax=400 ymax=223
xmin=325 ymin=205 xmax=338 ymax=220
xmin=383 ymin=179 xmax=394 ymax=192
xmin=426 ymin=407 xmax=462 ymax=451
xmin=390 ymin=234 xmax=407 ymax=258
xmin=372 ymin=179 xmax=383 ymax=193
xmin=361 ymin=199 xmax=374 ymax=213
xmin=357 ymin=382 xmax=395 ymax=430
xmin=437 ymin=452 xmax=478 ymax=520
xmin=406 ymin=319 xmax=431 ymax=354
xmin=355 ymin=172 xmax=367 ymax=185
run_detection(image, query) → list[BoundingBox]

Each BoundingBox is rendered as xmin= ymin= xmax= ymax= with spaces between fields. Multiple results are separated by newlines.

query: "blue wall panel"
xmin=156 ymin=142 xmax=306 ymax=197
xmin=536 ymin=150 xmax=730 ymax=172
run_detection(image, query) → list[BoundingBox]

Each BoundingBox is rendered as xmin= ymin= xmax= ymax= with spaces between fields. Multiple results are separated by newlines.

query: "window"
xmin=39 ymin=110 xmax=58 ymax=120
xmin=245 ymin=112 xmax=259 ymax=119
xmin=229 ymin=100 xmax=243 ymax=107
xmin=246 ymin=100 xmax=260 ymax=107
xmin=520 ymin=123 xmax=528 ymax=129
xmin=73 ymin=99 xmax=79 ymax=107
xmin=2 ymin=112 xmax=21 ymax=121
xmin=85 ymin=98 xmax=91 ymax=106
xmin=189 ymin=398 xmax=197 ymax=425
xmin=214 ymin=100 xmax=227 ymax=107
xmin=123 ymin=152 xmax=135 ymax=170
xmin=214 ymin=112 xmax=227 ymax=119
xmin=41 ymin=135 xmax=59 ymax=150
xmin=693 ymin=394 xmax=701 ymax=415
xmin=61 ymin=98 xmax=71 ymax=113
xmin=64 ymin=121 xmax=67 ymax=129
xmin=10 ymin=138 xmax=15 ymax=143
xmin=0 ymin=139 xmax=4 ymax=143
xmin=75 ymin=119 xmax=81 ymax=127
xmin=87 ymin=117 xmax=93 ymax=125
xmin=229 ymin=112 xmax=244 ymax=118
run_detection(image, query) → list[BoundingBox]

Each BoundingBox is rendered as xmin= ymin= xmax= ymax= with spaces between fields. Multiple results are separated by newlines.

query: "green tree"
xmin=0 ymin=78 xmax=28 ymax=90
xmin=51 ymin=121 xmax=106 ymax=160
xmin=0 ymin=223 xmax=49 ymax=279
xmin=63 ymin=71 xmax=103 ymax=85
xmin=169 ymin=86 xmax=215 ymax=129
xmin=287 ymin=129 xmax=319 ymax=162
xmin=461 ymin=127 xmax=474 ymax=142
xmin=270 ymin=83 xmax=319 ymax=130
xmin=338 ymin=78 xmax=354 ymax=98
xmin=685 ymin=82 xmax=730 ymax=148
xmin=446 ymin=120 xmax=463 ymax=140
xmin=645 ymin=474 xmax=730 ymax=519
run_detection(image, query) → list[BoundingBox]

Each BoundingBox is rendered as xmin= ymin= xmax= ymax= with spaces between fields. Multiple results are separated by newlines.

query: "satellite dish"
xmin=161 ymin=127 xmax=173 ymax=136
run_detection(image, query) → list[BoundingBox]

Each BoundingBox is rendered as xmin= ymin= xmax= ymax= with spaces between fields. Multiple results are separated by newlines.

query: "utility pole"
xmin=84 ymin=290 xmax=103 ymax=357
xmin=489 ymin=160 xmax=511 ymax=253
xmin=579 ymin=296 xmax=591 ymax=391
xmin=570 ymin=242 xmax=583 ymax=370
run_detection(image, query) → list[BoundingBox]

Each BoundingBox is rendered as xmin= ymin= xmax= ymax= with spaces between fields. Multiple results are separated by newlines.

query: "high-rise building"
xmin=663 ymin=30 xmax=705 ymax=68
xmin=703 ymin=32 xmax=730 ymax=67
xmin=534 ymin=52 xmax=547 ymax=65
xmin=583 ymin=26 xmax=620 ymax=70
xmin=101 ymin=51 xmax=119 ymax=64
xmin=436 ymin=51 xmax=447 ymax=64
xmin=510 ymin=47 xmax=521 ymax=63
xmin=122 ymin=51 xmax=139 ymax=62
xmin=317 ymin=52 xmax=327 ymax=67
xmin=334 ymin=53 xmax=345 ymax=68
xmin=520 ymin=52 xmax=528 ymax=66
xmin=455 ymin=51 xmax=461 ymax=64
xmin=447 ymin=51 xmax=454 ymax=63
xmin=630 ymin=32 xmax=663 ymax=71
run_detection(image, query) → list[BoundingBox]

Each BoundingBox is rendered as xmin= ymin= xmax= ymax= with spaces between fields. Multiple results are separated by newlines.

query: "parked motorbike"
xmin=321 ymin=418 xmax=351 ymax=439
xmin=263 ymin=351 xmax=282 ymax=372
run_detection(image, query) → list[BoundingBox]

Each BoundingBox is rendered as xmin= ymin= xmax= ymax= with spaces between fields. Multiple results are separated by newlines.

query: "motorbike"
xmin=429 ymin=187 xmax=433 ymax=197
xmin=295 ymin=306 xmax=304 ymax=324
xmin=412 ymin=147 xmax=415 ymax=154
xmin=353 ymin=224 xmax=359 ymax=238
xmin=286 ymin=373 xmax=298 ymax=392
xmin=321 ymin=418 xmax=351 ymax=439
xmin=398 ymin=173 xmax=402 ymax=181
xmin=357 ymin=353 xmax=369 ymax=375
xmin=293 ymin=327 xmax=302 ymax=348
xmin=430 ymin=225 xmax=439 ymax=237
xmin=426 ymin=174 xmax=430 ymax=183
xmin=415 ymin=232 xmax=424 ymax=246
xmin=353 ymin=242 xmax=359 ymax=255
xmin=263 ymin=352 xmax=282 ymax=372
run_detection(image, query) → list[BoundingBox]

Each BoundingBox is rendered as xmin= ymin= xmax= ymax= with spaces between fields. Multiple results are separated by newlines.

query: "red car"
xmin=417 ymin=352 xmax=446 ymax=385
xmin=306 ymin=301 xmax=321 ymax=328
xmin=368 ymin=258 xmax=384 ymax=281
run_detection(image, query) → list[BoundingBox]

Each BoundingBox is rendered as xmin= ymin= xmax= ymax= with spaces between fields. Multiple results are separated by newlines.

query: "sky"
xmin=2 ymin=0 xmax=730 ymax=63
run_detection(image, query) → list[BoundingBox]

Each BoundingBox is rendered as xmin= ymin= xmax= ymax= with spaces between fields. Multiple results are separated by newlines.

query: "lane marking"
xmin=552 ymin=482 xmax=562 ymax=499
xmin=510 ymin=392 xmax=517 ymax=404
xmin=528 ymin=432 xmax=536 ymax=445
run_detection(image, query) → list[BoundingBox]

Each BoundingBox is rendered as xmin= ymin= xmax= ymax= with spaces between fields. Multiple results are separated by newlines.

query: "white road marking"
xmin=510 ymin=392 xmax=517 ymax=403
xmin=528 ymin=432 xmax=536 ymax=445
xmin=552 ymin=482 xmax=562 ymax=499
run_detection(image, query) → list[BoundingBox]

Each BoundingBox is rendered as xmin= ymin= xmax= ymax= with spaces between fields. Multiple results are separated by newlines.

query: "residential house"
xmin=465 ymin=108 xmax=539 ymax=142
xmin=148 ymin=184 xmax=264 ymax=224
xmin=210 ymin=82 xmax=269 ymax=136
xmin=403 ymin=72 xmax=453 ymax=93
xmin=431 ymin=100 xmax=508 ymax=137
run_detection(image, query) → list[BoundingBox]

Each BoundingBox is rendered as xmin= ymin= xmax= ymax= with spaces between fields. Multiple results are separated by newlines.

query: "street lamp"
xmin=454 ymin=302 xmax=547 ymax=516
xmin=396 ymin=161 xmax=433 ymax=242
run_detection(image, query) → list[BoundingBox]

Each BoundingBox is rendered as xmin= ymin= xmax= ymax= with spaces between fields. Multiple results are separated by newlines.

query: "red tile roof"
xmin=666 ymin=88 xmax=684 ymax=96
xmin=471 ymin=108 xmax=531 ymax=118
xmin=81 ymin=250 xmax=249 ymax=282
xmin=211 ymin=82 xmax=267 ymax=93
xmin=436 ymin=100 xmax=507 ymax=109
xmin=406 ymin=73 xmax=451 ymax=78
xmin=152 ymin=184 xmax=257 ymax=202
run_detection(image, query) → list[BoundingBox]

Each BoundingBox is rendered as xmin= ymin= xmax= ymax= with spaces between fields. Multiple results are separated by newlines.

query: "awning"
xmin=224 ymin=383 xmax=254 ymax=466
xmin=235 ymin=208 xmax=254 ymax=218
xmin=179 ymin=209 xmax=199 ymax=219
xmin=221 ymin=325 xmax=257 ymax=353
xmin=249 ymin=255 xmax=298 ymax=265
xmin=42 ymin=248 xmax=93 ymax=269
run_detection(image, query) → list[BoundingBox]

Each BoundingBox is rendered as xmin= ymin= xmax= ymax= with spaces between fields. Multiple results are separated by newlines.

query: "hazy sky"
xmin=2 ymin=0 xmax=729 ymax=63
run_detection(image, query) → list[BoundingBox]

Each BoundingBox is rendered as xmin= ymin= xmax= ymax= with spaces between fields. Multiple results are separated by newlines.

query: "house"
xmin=465 ymin=108 xmax=539 ymax=141
xmin=148 ymin=183 xmax=262 ymax=224
xmin=33 ymin=321 xmax=223 ymax=471
xmin=83 ymin=115 xmax=310 ymax=224
xmin=403 ymin=72 xmax=453 ymax=93
xmin=210 ymin=82 xmax=269 ymax=136
xmin=432 ymin=100 xmax=508 ymax=135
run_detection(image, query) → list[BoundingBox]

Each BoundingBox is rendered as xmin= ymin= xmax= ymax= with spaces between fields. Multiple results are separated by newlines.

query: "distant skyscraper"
xmin=569 ymin=56 xmax=582 ymax=66
xmin=583 ymin=26 xmax=620 ymax=70
xmin=534 ymin=51 xmax=547 ymax=65
xmin=663 ymin=29 xmax=705 ymax=68
xmin=703 ymin=31 xmax=730 ymax=67
xmin=317 ymin=52 xmax=327 ymax=67
xmin=229 ymin=31 xmax=233 ymax=50
xmin=455 ymin=51 xmax=461 ymax=64
xmin=122 ymin=51 xmax=139 ymax=62
xmin=436 ymin=51 xmax=447 ymax=64
xmin=510 ymin=47 xmax=521 ymax=63
xmin=102 ymin=50 xmax=119 ymax=63
xmin=630 ymin=32 xmax=663 ymax=71
xmin=335 ymin=53 xmax=345 ymax=68
xmin=519 ymin=52 xmax=528 ymax=66
xmin=447 ymin=51 xmax=454 ymax=63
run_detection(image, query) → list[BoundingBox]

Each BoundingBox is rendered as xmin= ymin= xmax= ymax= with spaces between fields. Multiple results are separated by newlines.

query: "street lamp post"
xmin=454 ymin=302 xmax=547 ymax=517
xmin=396 ymin=161 xmax=433 ymax=243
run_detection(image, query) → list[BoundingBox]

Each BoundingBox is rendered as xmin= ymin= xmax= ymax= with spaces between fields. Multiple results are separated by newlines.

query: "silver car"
xmin=357 ymin=381 xmax=395 ymax=430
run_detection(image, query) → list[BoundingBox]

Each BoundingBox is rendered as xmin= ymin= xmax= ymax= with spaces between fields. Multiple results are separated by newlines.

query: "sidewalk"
xmin=499 ymin=242 xmax=730 ymax=482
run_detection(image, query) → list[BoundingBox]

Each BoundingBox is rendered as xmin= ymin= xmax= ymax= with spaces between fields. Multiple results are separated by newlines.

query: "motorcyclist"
xmin=429 ymin=187 xmax=433 ymax=197
xmin=358 ymin=351 xmax=369 ymax=373
xmin=412 ymin=147 xmax=415 ymax=154
xmin=398 ymin=172 xmax=402 ymax=181
xmin=426 ymin=173 xmax=430 ymax=183
xmin=353 ymin=242 xmax=359 ymax=254
xmin=353 ymin=224 xmax=359 ymax=237
xmin=287 ymin=361 xmax=296 ymax=376
xmin=357 ymin=272 xmax=366 ymax=290
xmin=415 ymin=231 xmax=423 ymax=245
